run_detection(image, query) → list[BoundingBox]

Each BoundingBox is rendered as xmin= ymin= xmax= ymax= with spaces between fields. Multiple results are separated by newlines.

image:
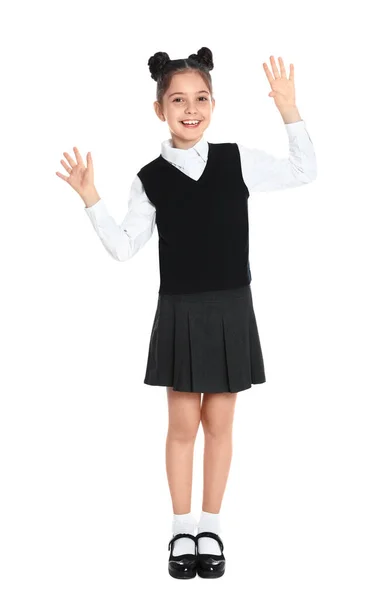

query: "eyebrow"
xmin=168 ymin=90 xmax=210 ymax=98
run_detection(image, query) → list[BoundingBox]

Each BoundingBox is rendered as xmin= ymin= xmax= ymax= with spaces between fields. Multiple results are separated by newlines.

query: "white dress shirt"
xmin=85 ymin=120 xmax=317 ymax=262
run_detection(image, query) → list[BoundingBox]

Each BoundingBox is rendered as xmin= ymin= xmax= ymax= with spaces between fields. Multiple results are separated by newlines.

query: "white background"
xmin=1 ymin=0 xmax=389 ymax=598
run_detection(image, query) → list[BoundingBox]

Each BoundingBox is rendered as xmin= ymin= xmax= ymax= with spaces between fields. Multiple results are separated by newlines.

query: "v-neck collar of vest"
xmin=159 ymin=142 xmax=212 ymax=184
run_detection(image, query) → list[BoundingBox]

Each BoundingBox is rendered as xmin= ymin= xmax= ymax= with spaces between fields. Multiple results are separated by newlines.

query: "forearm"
xmin=279 ymin=105 xmax=302 ymax=124
xmin=81 ymin=187 xmax=101 ymax=208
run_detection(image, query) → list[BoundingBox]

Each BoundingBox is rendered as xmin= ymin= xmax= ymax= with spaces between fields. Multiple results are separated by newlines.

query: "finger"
xmin=56 ymin=171 xmax=69 ymax=182
xmin=262 ymin=62 xmax=274 ymax=85
xmin=60 ymin=159 xmax=71 ymax=174
xmin=278 ymin=57 xmax=287 ymax=78
xmin=86 ymin=151 xmax=94 ymax=175
xmin=289 ymin=63 xmax=294 ymax=81
xmin=270 ymin=55 xmax=280 ymax=79
xmin=63 ymin=151 xmax=76 ymax=168
xmin=73 ymin=146 xmax=86 ymax=169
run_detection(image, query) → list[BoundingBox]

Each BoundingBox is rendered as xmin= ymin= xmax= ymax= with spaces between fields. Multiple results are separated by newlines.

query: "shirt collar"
xmin=160 ymin=136 xmax=209 ymax=170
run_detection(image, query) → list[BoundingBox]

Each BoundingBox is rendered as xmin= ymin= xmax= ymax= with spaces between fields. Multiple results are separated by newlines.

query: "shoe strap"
xmin=196 ymin=531 xmax=224 ymax=552
xmin=168 ymin=532 xmax=197 ymax=551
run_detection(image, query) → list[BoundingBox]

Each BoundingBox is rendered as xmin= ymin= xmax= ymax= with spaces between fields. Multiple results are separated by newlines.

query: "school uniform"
xmin=85 ymin=120 xmax=317 ymax=393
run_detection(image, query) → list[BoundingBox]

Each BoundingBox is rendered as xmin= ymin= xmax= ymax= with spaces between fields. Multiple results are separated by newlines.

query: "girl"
xmin=56 ymin=47 xmax=317 ymax=580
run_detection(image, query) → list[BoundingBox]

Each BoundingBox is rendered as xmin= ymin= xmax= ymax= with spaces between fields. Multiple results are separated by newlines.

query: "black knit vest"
xmin=137 ymin=141 xmax=252 ymax=294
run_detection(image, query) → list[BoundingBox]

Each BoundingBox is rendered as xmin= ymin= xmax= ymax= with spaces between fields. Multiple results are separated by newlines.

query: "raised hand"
xmin=263 ymin=56 xmax=296 ymax=110
xmin=56 ymin=147 xmax=96 ymax=202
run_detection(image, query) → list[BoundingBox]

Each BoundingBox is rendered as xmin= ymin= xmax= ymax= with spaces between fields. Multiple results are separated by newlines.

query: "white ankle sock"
xmin=197 ymin=510 xmax=223 ymax=555
xmin=171 ymin=512 xmax=197 ymax=556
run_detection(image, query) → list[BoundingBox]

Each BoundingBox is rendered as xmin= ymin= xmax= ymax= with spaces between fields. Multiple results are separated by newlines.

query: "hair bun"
xmin=148 ymin=51 xmax=171 ymax=81
xmin=188 ymin=47 xmax=214 ymax=71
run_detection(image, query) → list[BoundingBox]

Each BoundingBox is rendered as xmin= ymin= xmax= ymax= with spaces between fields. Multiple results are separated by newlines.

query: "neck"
xmin=170 ymin=132 xmax=203 ymax=150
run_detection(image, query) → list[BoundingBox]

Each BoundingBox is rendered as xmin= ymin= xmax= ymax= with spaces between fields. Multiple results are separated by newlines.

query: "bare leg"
xmin=165 ymin=386 xmax=202 ymax=514
xmin=200 ymin=392 xmax=238 ymax=513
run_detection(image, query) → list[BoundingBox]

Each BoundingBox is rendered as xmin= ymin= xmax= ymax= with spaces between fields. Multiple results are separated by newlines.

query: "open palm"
xmin=263 ymin=56 xmax=296 ymax=110
xmin=56 ymin=147 xmax=95 ymax=199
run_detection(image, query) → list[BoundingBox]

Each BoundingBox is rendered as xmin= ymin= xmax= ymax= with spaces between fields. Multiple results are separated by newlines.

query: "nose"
xmin=184 ymin=99 xmax=199 ymax=114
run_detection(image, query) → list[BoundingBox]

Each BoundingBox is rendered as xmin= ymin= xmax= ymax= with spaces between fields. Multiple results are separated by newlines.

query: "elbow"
xmin=114 ymin=236 xmax=137 ymax=262
xmin=292 ymin=162 xmax=317 ymax=184
xmin=308 ymin=158 xmax=318 ymax=182
xmin=301 ymin=168 xmax=317 ymax=184
xmin=305 ymin=170 xmax=317 ymax=183
xmin=115 ymin=246 xmax=140 ymax=262
xmin=115 ymin=251 xmax=131 ymax=262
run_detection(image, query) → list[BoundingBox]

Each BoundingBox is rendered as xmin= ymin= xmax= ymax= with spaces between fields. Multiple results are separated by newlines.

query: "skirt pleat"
xmin=144 ymin=284 xmax=266 ymax=393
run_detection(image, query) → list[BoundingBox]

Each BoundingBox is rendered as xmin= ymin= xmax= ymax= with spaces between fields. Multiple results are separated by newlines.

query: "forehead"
xmin=166 ymin=71 xmax=208 ymax=94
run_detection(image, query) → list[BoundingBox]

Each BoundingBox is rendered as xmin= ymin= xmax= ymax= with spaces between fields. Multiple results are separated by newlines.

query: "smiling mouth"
xmin=180 ymin=120 xmax=202 ymax=128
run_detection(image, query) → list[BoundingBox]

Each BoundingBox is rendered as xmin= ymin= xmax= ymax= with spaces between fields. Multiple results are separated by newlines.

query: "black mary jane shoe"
xmin=195 ymin=531 xmax=226 ymax=578
xmin=168 ymin=533 xmax=197 ymax=579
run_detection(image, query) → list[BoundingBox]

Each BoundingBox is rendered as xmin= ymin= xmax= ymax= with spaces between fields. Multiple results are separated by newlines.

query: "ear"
xmin=211 ymin=97 xmax=216 ymax=112
xmin=153 ymin=101 xmax=165 ymax=122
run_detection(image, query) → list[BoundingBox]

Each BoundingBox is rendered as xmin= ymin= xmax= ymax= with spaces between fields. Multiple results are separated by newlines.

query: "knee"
xmin=200 ymin=392 xmax=237 ymax=439
xmin=168 ymin=419 xmax=201 ymax=443
xmin=166 ymin=388 xmax=202 ymax=443
xmin=201 ymin=417 xmax=232 ymax=440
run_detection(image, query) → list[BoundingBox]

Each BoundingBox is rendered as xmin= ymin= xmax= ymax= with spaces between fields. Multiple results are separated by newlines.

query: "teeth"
xmin=182 ymin=120 xmax=200 ymax=124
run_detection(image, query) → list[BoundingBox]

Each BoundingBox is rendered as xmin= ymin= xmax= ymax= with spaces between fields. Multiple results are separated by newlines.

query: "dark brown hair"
xmin=148 ymin=46 xmax=214 ymax=106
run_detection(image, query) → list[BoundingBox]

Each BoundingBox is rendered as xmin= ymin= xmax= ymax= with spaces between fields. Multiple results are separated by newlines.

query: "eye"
xmin=173 ymin=96 xmax=209 ymax=103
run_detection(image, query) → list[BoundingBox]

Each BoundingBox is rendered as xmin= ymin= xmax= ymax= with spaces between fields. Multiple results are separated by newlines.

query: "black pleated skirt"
xmin=143 ymin=284 xmax=266 ymax=393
